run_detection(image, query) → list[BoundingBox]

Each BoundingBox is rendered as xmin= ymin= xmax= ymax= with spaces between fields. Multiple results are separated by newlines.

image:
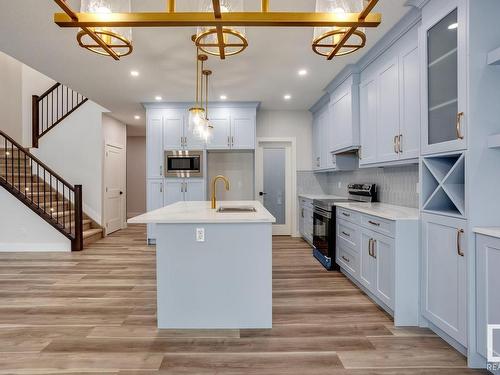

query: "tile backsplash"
xmin=297 ymin=165 xmax=419 ymax=208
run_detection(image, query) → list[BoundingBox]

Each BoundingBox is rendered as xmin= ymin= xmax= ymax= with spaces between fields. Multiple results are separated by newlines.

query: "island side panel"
xmin=156 ymin=222 xmax=272 ymax=329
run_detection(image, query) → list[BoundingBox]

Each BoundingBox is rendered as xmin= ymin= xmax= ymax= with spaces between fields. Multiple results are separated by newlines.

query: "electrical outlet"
xmin=196 ymin=228 xmax=205 ymax=242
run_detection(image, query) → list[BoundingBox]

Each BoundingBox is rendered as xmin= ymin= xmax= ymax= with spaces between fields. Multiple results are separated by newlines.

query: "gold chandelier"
xmin=53 ymin=0 xmax=381 ymax=61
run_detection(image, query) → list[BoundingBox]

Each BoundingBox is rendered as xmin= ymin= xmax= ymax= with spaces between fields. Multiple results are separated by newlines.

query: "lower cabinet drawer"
xmin=337 ymin=219 xmax=359 ymax=249
xmin=361 ymin=213 xmax=395 ymax=238
xmin=337 ymin=242 xmax=359 ymax=279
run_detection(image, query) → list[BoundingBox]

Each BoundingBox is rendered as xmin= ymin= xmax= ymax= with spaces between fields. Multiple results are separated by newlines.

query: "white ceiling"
xmin=0 ymin=0 xmax=410 ymax=133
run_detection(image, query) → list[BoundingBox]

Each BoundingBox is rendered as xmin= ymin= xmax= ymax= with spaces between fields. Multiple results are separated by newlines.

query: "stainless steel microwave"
xmin=165 ymin=150 xmax=203 ymax=178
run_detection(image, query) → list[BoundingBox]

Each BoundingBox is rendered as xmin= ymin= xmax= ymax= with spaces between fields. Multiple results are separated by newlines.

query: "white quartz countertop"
xmin=334 ymin=202 xmax=419 ymax=221
xmin=128 ymin=201 xmax=276 ymax=224
xmin=299 ymin=194 xmax=347 ymax=200
xmin=474 ymin=227 xmax=500 ymax=239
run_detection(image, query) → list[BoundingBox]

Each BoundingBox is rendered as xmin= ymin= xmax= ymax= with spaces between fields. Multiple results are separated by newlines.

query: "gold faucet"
xmin=211 ymin=175 xmax=230 ymax=209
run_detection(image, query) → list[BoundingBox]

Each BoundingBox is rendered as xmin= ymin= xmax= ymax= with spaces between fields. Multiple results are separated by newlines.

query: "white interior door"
xmin=104 ymin=144 xmax=126 ymax=235
xmin=255 ymin=140 xmax=294 ymax=235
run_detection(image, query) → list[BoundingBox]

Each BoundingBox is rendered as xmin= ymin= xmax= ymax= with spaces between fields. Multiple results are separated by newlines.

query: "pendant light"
xmin=194 ymin=0 xmax=248 ymax=58
xmin=312 ymin=0 xmax=366 ymax=57
xmin=188 ymin=51 xmax=207 ymax=134
xmin=200 ymin=69 xmax=214 ymax=143
xmin=78 ymin=0 xmax=133 ymax=57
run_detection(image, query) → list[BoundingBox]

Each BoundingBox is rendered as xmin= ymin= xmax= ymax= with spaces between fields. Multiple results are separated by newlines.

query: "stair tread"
xmin=83 ymin=228 xmax=103 ymax=238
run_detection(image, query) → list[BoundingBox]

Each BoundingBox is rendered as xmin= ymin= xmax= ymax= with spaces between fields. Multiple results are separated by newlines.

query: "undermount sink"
xmin=216 ymin=206 xmax=257 ymax=213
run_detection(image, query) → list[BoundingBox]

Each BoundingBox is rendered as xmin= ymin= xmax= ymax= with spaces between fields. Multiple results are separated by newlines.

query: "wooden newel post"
xmin=73 ymin=184 xmax=83 ymax=251
xmin=32 ymin=95 xmax=39 ymax=148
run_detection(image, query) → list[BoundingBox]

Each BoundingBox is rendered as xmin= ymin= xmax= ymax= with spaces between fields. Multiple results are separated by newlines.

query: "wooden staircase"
xmin=0 ymin=132 xmax=103 ymax=250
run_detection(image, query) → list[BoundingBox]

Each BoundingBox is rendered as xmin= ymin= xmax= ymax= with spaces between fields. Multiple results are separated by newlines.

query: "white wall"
xmin=0 ymin=51 xmax=22 ymax=143
xmin=126 ymin=136 xmax=146 ymax=217
xmin=0 ymin=187 xmax=71 ymax=251
xmin=32 ymin=101 xmax=108 ymax=224
xmin=21 ymin=64 xmax=56 ymax=147
xmin=256 ymin=110 xmax=313 ymax=171
xmin=207 ymin=151 xmax=255 ymax=201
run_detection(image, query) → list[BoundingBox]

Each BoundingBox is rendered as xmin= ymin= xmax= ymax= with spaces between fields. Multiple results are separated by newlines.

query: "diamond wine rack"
xmin=421 ymin=152 xmax=466 ymax=218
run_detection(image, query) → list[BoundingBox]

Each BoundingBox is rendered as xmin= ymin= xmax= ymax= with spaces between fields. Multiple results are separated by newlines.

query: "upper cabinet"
xmin=328 ymin=74 xmax=360 ymax=154
xmin=147 ymin=104 xmax=257 ymax=153
xmin=207 ymin=107 xmax=256 ymax=150
xmin=421 ymin=2 xmax=466 ymax=155
xmin=359 ymin=24 xmax=420 ymax=167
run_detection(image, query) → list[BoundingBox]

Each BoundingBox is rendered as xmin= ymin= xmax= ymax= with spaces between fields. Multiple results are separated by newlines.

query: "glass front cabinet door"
xmin=421 ymin=0 xmax=466 ymax=155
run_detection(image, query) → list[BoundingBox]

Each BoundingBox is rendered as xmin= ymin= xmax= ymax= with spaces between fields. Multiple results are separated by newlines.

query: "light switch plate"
xmin=196 ymin=228 xmax=205 ymax=242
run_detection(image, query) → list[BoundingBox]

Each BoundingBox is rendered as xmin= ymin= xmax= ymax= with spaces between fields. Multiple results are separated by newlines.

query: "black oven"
xmin=313 ymin=205 xmax=338 ymax=270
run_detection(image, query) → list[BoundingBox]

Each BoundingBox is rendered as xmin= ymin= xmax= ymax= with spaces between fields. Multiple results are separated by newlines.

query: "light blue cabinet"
xmin=421 ymin=212 xmax=467 ymax=346
xmin=475 ymin=233 xmax=500 ymax=359
xmin=206 ymin=107 xmax=256 ymax=150
xmin=146 ymin=111 xmax=164 ymax=179
xmin=328 ymin=74 xmax=360 ymax=154
xmin=421 ymin=0 xmax=467 ymax=155
xmin=359 ymin=24 xmax=420 ymax=167
xmin=164 ymin=179 xmax=205 ymax=206
xmin=146 ymin=179 xmax=164 ymax=243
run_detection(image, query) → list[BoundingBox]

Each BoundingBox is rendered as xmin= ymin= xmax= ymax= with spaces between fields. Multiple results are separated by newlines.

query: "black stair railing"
xmin=0 ymin=130 xmax=83 ymax=251
xmin=32 ymin=83 xmax=88 ymax=148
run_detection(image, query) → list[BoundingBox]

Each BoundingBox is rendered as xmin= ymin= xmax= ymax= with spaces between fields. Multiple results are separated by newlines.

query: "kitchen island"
xmin=128 ymin=201 xmax=275 ymax=329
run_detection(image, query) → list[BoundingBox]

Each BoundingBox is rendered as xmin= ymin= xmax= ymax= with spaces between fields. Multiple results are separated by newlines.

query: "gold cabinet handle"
xmin=160 ymin=183 xmax=163 ymax=193
xmin=368 ymin=238 xmax=373 ymax=257
xmin=231 ymin=136 xmax=234 ymax=147
xmin=301 ymin=208 xmax=304 ymax=218
xmin=398 ymin=134 xmax=403 ymax=153
xmin=341 ymin=255 xmax=350 ymax=263
xmin=227 ymin=136 xmax=230 ymax=147
xmin=394 ymin=135 xmax=398 ymax=154
xmin=456 ymin=112 xmax=464 ymax=140
xmin=372 ymin=239 xmax=377 ymax=259
xmin=160 ymin=165 xmax=163 ymax=176
xmin=368 ymin=220 xmax=380 ymax=227
xmin=457 ymin=229 xmax=465 ymax=256
xmin=342 ymin=212 xmax=350 ymax=217
xmin=341 ymin=231 xmax=350 ymax=237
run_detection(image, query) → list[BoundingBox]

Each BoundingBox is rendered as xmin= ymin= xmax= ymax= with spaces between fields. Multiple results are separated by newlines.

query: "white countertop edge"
xmin=334 ymin=202 xmax=419 ymax=221
xmin=473 ymin=227 xmax=500 ymax=239
xmin=128 ymin=201 xmax=276 ymax=224
xmin=298 ymin=194 xmax=348 ymax=200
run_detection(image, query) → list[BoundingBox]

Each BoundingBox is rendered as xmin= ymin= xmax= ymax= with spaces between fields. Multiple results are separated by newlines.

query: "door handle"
xmin=456 ymin=112 xmax=464 ymax=140
xmin=119 ymin=191 xmax=123 ymax=195
xmin=457 ymin=229 xmax=465 ymax=256
xmin=259 ymin=191 xmax=267 ymax=196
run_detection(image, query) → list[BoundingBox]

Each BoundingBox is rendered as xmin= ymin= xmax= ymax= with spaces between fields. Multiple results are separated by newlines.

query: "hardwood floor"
xmin=0 ymin=225 xmax=485 ymax=374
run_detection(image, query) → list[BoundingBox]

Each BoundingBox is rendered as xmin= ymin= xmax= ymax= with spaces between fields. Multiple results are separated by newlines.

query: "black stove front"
xmin=312 ymin=183 xmax=377 ymax=270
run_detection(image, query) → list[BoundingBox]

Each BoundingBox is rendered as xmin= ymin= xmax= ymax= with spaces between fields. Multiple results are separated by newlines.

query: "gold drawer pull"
xmin=342 ymin=212 xmax=350 ymax=217
xmin=368 ymin=220 xmax=380 ymax=227
xmin=457 ymin=229 xmax=465 ymax=256
xmin=456 ymin=112 xmax=464 ymax=140
xmin=372 ymin=239 xmax=377 ymax=259
xmin=341 ymin=255 xmax=350 ymax=263
xmin=342 ymin=231 xmax=350 ymax=237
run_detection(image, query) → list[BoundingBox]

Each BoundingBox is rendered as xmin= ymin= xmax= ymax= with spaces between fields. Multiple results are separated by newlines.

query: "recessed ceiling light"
xmin=220 ymin=95 xmax=227 ymax=100
xmin=448 ymin=22 xmax=458 ymax=30
xmin=155 ymin=96 xmax=163 ymax=101
xmin=298 ymin=69 xmax=308 ymax=76
xmin=134 ymin=115 xmax=141 ymax=120
xmin=130 ymin=70 xmax=139 ymax=77
xmin=284 ymin=94 xmax=292 ymax=100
